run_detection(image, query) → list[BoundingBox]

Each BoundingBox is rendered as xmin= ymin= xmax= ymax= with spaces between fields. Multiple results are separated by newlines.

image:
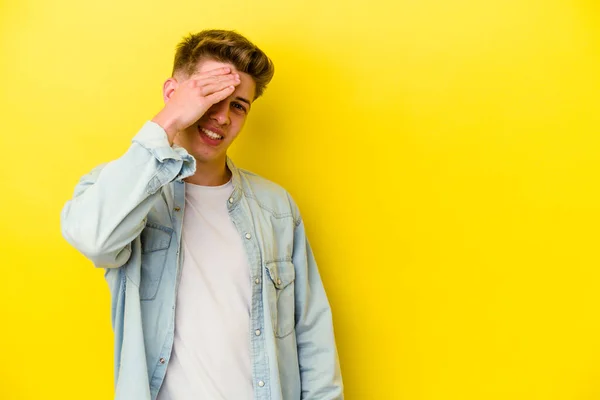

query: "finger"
xmin=200 ymin=78 xmax=240 ymax=96
xmin=205 ymin=85 xmax=236 ymax=105
xmin=193 ymin=73 xmax=239 ymax=88
xmin=190 ymin=66 xmax=233 ymax=80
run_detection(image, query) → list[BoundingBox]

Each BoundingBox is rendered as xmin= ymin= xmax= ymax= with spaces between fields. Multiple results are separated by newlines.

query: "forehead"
xmin=196 ymin=59 xmax=256 ymax=101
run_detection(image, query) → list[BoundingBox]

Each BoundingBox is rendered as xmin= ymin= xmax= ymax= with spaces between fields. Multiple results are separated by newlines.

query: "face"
xmin=173 ymin=59 xmax=256 ymax=165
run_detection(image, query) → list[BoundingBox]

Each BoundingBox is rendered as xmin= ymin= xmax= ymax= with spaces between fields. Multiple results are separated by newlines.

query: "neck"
xmin=184 ymin=157 xmax=231 ymax=186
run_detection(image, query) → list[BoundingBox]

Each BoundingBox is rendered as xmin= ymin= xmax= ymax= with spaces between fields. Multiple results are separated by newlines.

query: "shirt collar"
xmin=226 ymin=156 xmax=243 ymax=206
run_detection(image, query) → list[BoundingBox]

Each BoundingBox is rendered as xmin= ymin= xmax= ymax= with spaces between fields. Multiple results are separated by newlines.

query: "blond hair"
xmin=172 ymin=30 xmax=275 ymax=99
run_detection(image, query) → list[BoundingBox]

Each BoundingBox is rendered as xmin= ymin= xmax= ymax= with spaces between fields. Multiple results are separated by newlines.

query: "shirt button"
xmin=255 ymin=278 xmax=260 ymax=284
xmin=277 ymin=279 xmax=282 ymax=285
xmin=173 ymin=207 xmax=180 ymax=212
xmin=255 ymin=329 xmax=261 ymax=336
xmin=228 ymin=197 xmax=234 ymax=204
xmin=245 ymin=233 xmax=252 ymax=240
xmin=258 ymin=381 xmax=265 ymax=387
xmin=159 ymin=358 xmax=166 ymax=364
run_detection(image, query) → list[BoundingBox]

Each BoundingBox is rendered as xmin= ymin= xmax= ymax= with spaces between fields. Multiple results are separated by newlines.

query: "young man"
xmin=60 ymin=30 xmax=343 ymax=400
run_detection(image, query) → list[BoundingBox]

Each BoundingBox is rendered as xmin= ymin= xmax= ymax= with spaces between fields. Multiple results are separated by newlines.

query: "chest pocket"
xmin=265 ymin=261 xmax=296 ymax=338
xmin=140 ymin=222 xmax=173 ymax=301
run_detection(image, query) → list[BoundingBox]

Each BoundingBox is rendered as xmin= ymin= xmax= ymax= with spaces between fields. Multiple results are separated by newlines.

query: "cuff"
xmin=132 ymin=121 xmax=188 ymax=163
xmin=132 ymin=121 xmax=196 ymax=187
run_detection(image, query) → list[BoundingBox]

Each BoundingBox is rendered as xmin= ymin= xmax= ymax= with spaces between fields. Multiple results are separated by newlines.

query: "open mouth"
xmin=199 ymin=127 xmax=224 ymax=140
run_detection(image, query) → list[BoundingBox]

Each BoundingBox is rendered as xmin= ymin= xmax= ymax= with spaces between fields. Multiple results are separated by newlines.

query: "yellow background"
xmin=1 ymin=0 xmax=599 ymax=399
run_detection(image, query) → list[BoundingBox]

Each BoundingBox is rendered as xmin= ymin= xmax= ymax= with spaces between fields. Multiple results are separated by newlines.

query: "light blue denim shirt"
xmin=60 ymin=121 xmax=343 ymax=400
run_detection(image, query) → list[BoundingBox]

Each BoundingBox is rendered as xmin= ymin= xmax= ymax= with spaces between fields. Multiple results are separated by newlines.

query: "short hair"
xmin=172 ymin=30 xmax=275 ymax=99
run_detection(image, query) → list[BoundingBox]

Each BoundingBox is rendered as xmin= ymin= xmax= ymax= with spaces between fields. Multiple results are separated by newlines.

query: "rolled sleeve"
xmin=132 ymin=121 xmax=196 ymax=190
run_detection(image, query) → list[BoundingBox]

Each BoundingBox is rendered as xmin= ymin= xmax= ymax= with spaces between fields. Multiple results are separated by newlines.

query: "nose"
xmin=208 ymin=101 xmax=230 ymax=126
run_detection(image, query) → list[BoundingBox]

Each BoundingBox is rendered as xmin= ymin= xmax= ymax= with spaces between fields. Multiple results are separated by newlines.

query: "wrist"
xmin=151 ymin=113 xmax=178 ymax=145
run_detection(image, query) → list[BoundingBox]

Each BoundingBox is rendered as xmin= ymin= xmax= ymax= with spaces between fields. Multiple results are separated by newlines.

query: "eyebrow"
xmin=235 ymin=96 xmax=252 ymax=108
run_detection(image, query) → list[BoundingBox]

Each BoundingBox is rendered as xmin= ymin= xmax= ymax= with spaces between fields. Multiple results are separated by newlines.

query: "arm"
xmin=60 ymin=121 xmax=195 ymax=268
xmin=292 ymin=215 xmax=344 ymax=399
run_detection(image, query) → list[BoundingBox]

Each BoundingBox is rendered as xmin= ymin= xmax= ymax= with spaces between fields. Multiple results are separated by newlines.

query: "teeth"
xmin=201 ymin=128 xmax=223 ymax=140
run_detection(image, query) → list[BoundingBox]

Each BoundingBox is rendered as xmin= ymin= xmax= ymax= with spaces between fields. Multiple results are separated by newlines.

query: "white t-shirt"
xmin=157 ymin=180 xmax=253 ymax=400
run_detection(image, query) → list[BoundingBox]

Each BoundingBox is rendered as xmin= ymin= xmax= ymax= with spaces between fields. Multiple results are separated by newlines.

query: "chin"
xmin=192 ymin=148 xmax=224 ymax=164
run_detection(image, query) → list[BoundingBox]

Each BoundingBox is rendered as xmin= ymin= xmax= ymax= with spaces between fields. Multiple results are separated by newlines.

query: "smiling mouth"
xmin=199 ymin=127 xmax=224 ymax=140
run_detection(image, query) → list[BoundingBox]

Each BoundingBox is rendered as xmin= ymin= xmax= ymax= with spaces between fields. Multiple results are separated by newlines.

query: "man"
xmin=60 ymin=30 xmax=343 ymax=400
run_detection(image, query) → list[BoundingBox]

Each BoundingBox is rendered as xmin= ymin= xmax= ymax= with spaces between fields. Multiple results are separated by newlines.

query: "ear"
xmin=162 ymin=77 xmax=178 ymax=103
